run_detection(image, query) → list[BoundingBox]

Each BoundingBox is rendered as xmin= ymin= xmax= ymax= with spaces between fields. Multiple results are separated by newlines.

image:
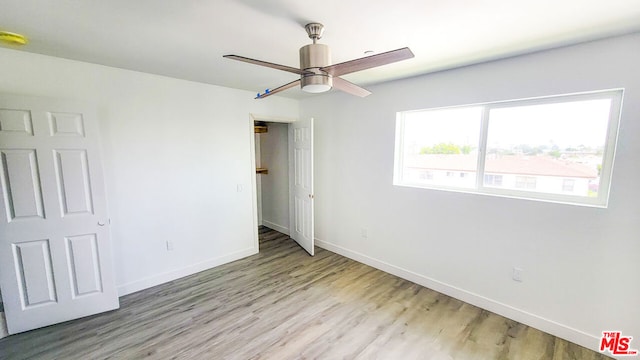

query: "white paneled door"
xmin=0 ymin=94 xmax=118 ymax=334
xmin=290 ymin=118 xmax=314 ymax=256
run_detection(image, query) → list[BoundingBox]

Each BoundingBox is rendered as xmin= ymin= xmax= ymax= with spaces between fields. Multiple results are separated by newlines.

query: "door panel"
xmin=1 ymin=149 xmax=46 ymax=220
xmin=294 ymin=197 xmax=302 ymax=233
xmin=0 ymin=94 xmax=119 ymax=334
xmin=66 ymin=234 xmax=102 ymax=297
xmin=48 ymin=112 xmax=85 ymax=137
xmin=0 ymin=109 xmax=34 ymax=136
xmin=53 ymin=149 xmax=94 ymax=215
xmin=289 ymin=118 xmax=314 ymax=256
xmin=13 ymin=239 xmax=57 ymax=307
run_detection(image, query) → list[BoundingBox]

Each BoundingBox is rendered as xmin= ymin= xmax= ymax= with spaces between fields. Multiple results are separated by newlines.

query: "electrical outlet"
xmin=361 ymin=228 xmax=368 ymax=238
xmin=512 ymin=267 xmax=523 ymax=282
xmin=166 ymin=240 xmax=174 ymax=251
xmin=237 ymin=184 xmax=243 ymax=192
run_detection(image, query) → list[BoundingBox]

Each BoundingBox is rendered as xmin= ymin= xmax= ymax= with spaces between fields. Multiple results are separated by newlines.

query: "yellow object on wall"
xmin=0 ymin=31 xmax=28 ymax=46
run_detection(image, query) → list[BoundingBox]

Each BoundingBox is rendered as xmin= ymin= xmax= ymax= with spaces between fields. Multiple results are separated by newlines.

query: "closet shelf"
xmin=254 ymin=125 xmax=268 ymax=133
xmin=256 ymin=168 xmax=269 ymax=174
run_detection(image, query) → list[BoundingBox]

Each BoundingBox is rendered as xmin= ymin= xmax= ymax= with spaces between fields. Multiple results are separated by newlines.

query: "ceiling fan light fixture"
xmin=302 ymin=83 xmax=332 ymax=93
xmin=301 ymin=74 xmax=332 ymax=93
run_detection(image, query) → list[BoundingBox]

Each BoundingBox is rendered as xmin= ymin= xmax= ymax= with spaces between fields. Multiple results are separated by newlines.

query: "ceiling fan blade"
xmin=255 ymin=79 xmax=301 ymax=99
xmin=224 ymin=55 xmax=310 ymax=75
xmin=321 ymin=47 xmax=414 ymax=77
xmin=332 ymin=77 xmax=372 ymax=97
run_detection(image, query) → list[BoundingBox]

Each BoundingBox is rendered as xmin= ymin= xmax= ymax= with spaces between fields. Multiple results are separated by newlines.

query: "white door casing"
xmin=0 ymin=94 xmax=119 ymax=334
xmin=289 ymin=118 xmax=314 ymax=256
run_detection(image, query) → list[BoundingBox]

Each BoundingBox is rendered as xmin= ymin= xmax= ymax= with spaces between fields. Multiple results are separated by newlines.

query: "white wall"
xmin=0 ymin=48 xmax=299 ymax=295
xmin=301 ymin=33 xmax=640 ymax=353
xmin=259 ymin=123 xmax=290 ymax=234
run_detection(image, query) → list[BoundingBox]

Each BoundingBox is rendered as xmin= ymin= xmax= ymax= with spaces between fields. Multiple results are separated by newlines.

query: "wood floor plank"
xmin=0 ymin=227 xmax=611 ymax=360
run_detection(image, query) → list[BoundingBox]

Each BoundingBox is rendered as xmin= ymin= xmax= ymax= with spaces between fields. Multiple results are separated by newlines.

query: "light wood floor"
xmin=0 ymin=227 xmax=610 ymax=360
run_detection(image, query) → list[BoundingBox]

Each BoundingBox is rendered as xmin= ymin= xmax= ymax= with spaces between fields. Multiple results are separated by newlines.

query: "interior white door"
xmin=0 ymin=94 xmax=119 ymax=334
xmin=289 ymin=118 xmax=314 ymax=256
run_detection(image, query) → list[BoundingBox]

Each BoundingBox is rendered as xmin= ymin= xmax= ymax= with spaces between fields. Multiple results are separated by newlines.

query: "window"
xmin=515 ymin=176 xmax=537 ymax=190
xmin=562 ymin=179 xmax=575 ymax=192
xmin=394 ymin=89 xmax=622 ymax=207
xmin=419 ymin=170 xmax=434 ymax=180
xmin=484 ymin=174 xmax=503 ymax=187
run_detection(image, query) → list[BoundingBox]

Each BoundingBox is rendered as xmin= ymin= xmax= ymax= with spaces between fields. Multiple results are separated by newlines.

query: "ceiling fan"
xmin=223 ymin=23 xmax=414 ymax=99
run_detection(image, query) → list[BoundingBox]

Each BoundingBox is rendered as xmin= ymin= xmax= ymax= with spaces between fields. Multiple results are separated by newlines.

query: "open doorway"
xmin=254 ymin=120 xmax=290 ymax=236
xmin=250 ymin=115 xmax=314 ymax=256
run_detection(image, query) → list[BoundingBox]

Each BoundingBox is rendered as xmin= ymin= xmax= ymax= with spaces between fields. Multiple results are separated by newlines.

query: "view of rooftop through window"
xmin=401 ymin=106 xmax=482 ymax=188
xmin=485 ymin=99 xmax=611 ymax=196
xmin=394 ymin=90 xmax=622 ymax=206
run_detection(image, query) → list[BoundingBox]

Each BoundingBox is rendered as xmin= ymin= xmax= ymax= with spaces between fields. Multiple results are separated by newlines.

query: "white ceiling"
xmin=1 ymin=0 xmax=640 ymax=99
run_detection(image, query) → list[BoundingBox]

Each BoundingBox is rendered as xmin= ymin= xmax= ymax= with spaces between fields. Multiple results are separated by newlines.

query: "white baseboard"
xmin=315 ymin=238 xmax=601 ymax=354
xmin=262 ymin=220 xmax=289 ymax=236
xmin=117 ymin=246 xmax=257 ymax=296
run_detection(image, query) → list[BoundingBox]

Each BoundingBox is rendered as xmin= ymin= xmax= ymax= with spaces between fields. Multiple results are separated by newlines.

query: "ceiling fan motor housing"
xmin=300 ymin=43 xmax=332 ymax=92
